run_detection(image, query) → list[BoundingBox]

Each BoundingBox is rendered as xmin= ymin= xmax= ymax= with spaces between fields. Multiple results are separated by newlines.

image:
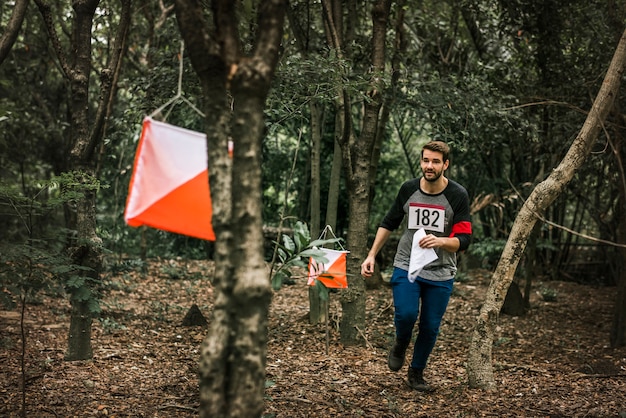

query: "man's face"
xmin=420 ymin=149 xmax=449 ymax=182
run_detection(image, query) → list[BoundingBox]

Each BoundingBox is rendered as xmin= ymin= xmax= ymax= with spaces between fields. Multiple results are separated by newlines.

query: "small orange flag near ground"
xmin=308 ymin=248 xmax=349 ymax=289
xmin=124 ymin=117 xmax=216 ymax=241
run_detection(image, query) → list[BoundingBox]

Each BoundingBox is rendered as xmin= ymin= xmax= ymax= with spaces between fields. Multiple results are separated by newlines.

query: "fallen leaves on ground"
xmin=1 ymin=259 xmax=625 ymax=417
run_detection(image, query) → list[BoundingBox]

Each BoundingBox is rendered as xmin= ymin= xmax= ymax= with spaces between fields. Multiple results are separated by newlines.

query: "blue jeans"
xmin=390 ymin=267 xmax=453 ymax=369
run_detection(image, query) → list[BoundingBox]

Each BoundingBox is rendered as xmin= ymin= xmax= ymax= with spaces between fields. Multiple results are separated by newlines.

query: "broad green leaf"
xmin=272 ymin=270 xmax=289 ymax=291
xmin=277 ymin=248 xmax=287 ymax=263
xmin=293 ymin=221 xmax=310 ymax=250
xmin=282 ymin=235 xmax=296 ymax=253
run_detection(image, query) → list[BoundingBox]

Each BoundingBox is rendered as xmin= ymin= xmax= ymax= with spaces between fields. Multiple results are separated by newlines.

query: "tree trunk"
xmin=339 ymin=0 xmax=392 ymax=345
xmin=467 ymin=27 xmax=626 ymax=390
xmin=325 ymin=137 xmax=342 ymax=231
xmin=310 ymin=100 xmax=322 ymax=237
xmin=35 ymin=0 xmax=130 ymax=360
xmin=308 ymin=99 xmax=328 ymax=324
xmin=340 ymin=170 xmax=370 ymax=342
xmin=34 ymin=0 xmax=129 ymax=361
xmin=611 ymin=110 xmax=626 ymax=347
xmin=317 ymin=0 xmax=398 ymax=344
xmin=612 ymin=163 xmax=626 ymax=347
xmin=174 ymin=1 xmax=286 ymax=416
xmin=608 ymin=0 xmax=626 ymax=348
xmin=286 ymin=3 xmax=330 ymax=325
xmin=67 ymin=301 xmax=93 ymax=359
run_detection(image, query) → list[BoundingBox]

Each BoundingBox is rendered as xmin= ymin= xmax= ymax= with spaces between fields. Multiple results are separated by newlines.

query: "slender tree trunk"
xmin=65 ymin=0 xmax=101 ymax=361
xmin=341 ymin=165 xmax=370 ymax=342
xmin=467 ymin=28 xmax=626 ymax=389
xmin=325 ymin=138 xmax=342 ymax=230
xmin=339 ymin=0 xmax=392 ymax=345
xmin=612 ymin=158 xmax=626 ymax=347
xmin=310 ymin=100 xmax=322 ymax=238
xmin=286 ymin=2 xmax=331 ymax=325
xmin=607 ymin=5 xmax=626 ymax=340
xmin=611 ymin=109 xmax=626 ymax=347
xmin=318 ymin=0 xmax=397 ymax=344
xmin=308 ymin=99 xmax=329 ymax=324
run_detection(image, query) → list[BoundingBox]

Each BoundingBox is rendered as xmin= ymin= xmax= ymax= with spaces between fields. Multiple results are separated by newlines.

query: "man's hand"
xmin=418 ymin=233 xmax=442 ymax=248
xmin=419 ymin=234 xmax=460 ymax=252
xmin=361 ymin=255 xmax=376 ymax=277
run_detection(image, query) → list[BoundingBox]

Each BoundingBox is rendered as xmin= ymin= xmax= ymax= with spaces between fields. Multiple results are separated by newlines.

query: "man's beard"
xmin=423 ymin=169 xmax=443 ymax=182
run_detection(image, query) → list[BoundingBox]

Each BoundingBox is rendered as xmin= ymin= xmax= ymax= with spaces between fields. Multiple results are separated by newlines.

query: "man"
xmin=361 ymin=140 xmax=472 ymax=391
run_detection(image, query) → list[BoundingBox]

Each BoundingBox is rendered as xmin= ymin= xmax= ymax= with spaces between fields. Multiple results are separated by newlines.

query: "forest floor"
xmin=1 ymin=258 xmax=626 ymax=417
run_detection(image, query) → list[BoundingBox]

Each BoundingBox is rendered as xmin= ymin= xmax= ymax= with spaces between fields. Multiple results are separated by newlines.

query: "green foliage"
xmin=539 ymin=287 xmax=558 ymax=302
xmin=161 ymin=263 xmax=186 ymax=280
xmin=0 ymin=244 xmax=59 ymax=310
xmin=0 ymin=179 xmax=64 ymax=308
xmin=0 ymin=175 xmax=101 ymax=316
xmin=99 ymin=317 xmax=127 ymax=334
xmin=270 ymin=221 xmax=342 ymax=291
xmin=467 ymin=238 xmax=506 ymax=268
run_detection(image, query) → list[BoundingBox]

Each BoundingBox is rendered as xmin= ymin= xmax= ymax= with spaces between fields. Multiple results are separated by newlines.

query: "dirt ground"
xmin=1 ymin=259 xmax=625 ymax=417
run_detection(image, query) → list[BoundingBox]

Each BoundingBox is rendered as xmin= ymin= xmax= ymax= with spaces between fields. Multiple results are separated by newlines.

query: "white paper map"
xmin=408 ymin=228 xmax=438 ymax=282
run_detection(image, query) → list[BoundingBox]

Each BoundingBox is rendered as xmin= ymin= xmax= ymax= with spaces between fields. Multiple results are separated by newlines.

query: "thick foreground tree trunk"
xmin=174 ymin=1 xmax=286 ymax=416
xmin=467 ymin=28 xmax=626 ymax=390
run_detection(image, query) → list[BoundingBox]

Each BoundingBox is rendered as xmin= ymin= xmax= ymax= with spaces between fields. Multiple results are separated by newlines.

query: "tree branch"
xmin=507 ymin=177 xmax=626 ymax=248
xmin=32 ymin=0 xmax=72 ymax=79
xmin=89 ymin=0 xmax=131 ymax=155
xmin=174 ymin=0 xmax=221 ymax=80
xmin=250 ymin=0 xmax=287 ymax=86
xmin=0 ymin=0 xmax=29 ymax=66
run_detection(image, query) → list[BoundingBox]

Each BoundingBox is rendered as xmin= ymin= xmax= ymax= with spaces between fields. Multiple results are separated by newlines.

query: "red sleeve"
xmin=451 ymin=221 xmax=472 ymax=236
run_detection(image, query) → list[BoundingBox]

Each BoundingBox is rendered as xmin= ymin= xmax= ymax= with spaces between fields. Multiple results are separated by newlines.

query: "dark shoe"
xmin=406 ymin=367 xmax=434 ymax=392
xmin=387 ymin=340 xmax=409 ymax=371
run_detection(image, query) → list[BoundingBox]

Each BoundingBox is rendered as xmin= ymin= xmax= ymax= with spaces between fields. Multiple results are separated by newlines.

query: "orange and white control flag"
xmin=308 ymin=248 xmax=349 ymax=289
xmin=124 ymin=117 xmax=216 ymax=241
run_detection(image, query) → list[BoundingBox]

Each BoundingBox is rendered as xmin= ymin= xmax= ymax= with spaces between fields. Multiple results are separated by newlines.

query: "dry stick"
xmin=501 ymin=99 xmax=587 ymax=115
xmin=354 ymin=326 xmax=373 ymax=350
xmin=537 ymin=216 xmax=626 ymax=248
xmin=375 ymin=299 xmax=393 ymax=321
xmin=271 ymin=396 xmax=313 ymax=404
xmin=157 ymin=404 xmax=197 ymax=412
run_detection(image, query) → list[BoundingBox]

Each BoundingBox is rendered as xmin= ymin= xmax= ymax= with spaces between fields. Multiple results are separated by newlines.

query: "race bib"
xmin=408 ymin=203 xmax=445 ymax=233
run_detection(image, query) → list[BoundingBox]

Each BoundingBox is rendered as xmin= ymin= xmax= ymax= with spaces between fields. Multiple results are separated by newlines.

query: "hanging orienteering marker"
xmin=124 ymin=117 xmax=216 ymax=241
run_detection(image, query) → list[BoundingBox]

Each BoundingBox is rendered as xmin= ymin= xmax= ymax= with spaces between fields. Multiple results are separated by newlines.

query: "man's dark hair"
xmin=421 ymin=141 xmax=450 ymax=162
